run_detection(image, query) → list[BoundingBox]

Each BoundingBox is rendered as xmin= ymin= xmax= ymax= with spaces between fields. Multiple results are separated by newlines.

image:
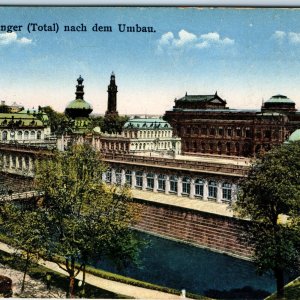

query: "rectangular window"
xmin=170 ymin=176 xmax=178 ymax=193
xmin=218 ymin=127 xmax=223 ymax=136
xmin=227 ymin=128 xmax=232 ymax=136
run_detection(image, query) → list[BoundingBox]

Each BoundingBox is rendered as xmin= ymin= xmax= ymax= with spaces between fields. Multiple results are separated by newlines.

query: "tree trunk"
xmin=21 ymin=252 xmax=30 ymax=293
xmin=69 ymin=275 xmax=75 ymax=298
xmin=274 ymin=267 xmax=285 ymax=299
xmin=81 ymin=263 xmax=86 ymax=298
xmin=68 ymin=258 xmax=76 ymax=298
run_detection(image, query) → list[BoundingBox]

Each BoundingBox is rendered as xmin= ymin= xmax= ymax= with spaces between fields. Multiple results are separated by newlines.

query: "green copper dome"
xmin=265 ymin=94 xmax=295 ymax=104
xmin=288 ymin=129 xmax=300 ymax=142
xmin=65 ymin=76 xmax=93 ymax=119
xmin=66 ymin=98 xmax=92 ymax=110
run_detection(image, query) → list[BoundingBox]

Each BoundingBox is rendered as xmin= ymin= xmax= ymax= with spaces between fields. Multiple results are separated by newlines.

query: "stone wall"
xmin=133 ymin=198 xmax=252 ymax=258
xmin=2 ymin=173 xmax=251 ymax=258
xmin=0 ymin=172 xmax=34 ymax=193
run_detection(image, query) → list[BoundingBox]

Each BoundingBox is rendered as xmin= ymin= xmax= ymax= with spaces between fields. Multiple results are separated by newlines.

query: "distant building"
xmin=123 ymin=117 xmax=181 ymax=155
xmin=164 ymin=92 xmax=300 ymax=157
xmin=0 ymin=108 xmax=50 ymax=143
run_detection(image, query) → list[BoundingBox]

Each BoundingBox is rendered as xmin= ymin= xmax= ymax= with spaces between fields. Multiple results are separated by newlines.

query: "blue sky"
xmin=1 ymin=7 xmax=300 ymax=114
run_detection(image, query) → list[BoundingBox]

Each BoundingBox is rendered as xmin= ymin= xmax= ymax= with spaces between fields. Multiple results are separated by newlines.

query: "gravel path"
xmin=0 ymin=262 xmax=66 ymax=298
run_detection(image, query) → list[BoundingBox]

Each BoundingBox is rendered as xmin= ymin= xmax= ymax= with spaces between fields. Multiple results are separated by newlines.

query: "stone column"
xmin=165 ymin=175 xmax=170 ymax=195
xmin=203 ymin=179 xmax=209 ymax=200
xmin=231 ymin=183 xmax=237 ymax=203
xmin=177 ymin=176 xmax=182 ymax=196
xmin=189 ymin=178 xmax=195 ymax=199
xmin=29 ymin=157 xmax=33 ymax=173
xmin=142 ymin=171 xmax=147 ymax=191
xmin=111 ymin=168 xmax=116 ymax=184
xmin=9 ymin=154 xmax=12 ymax=170
xmin=121 ymin=169 xmax=126 ymax=186
xmin=131 ymin=170 xmax=136 ymax=188
xmin=217 ymin=181 xmax=222 ymax=203
xmin=153 ymin=174 xmax=158 ymax=193
xmin=21 ymin=156 xmax=25 ymax=171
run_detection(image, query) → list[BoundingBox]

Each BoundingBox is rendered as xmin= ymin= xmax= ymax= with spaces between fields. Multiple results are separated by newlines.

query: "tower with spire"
xmin=105 ymin=72 xmax=118 ymax=117
xmin=65 ymin=76 xmax=93 ymax=133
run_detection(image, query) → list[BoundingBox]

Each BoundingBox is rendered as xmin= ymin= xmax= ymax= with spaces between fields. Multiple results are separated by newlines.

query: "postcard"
xmin=0 ymin=6 xmax=300 ymax=299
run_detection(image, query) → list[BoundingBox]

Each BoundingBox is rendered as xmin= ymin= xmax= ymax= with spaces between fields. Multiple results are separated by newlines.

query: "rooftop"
xmin=124 ymin=118 xmax=172 ymax=129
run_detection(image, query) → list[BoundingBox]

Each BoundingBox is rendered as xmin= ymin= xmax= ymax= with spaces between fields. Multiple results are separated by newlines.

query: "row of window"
xmin=184 ymin=126 xmax=251 ymax=138
xmin=130 ymin=141 xmax=175 ymax=151
xmin=97 ymin=141 xmax=129 ymax=151
xmin=184 ymin=126 xmax=281 ymax=140
xmin=105 ymin=169 xmax=233 ymax=202
xmin=1 ymin=130 xmax=42 ymax=141
xmin=124 ymin=130 xmax=173 ymax=139
xmin=184 ymin=140 xmax=250 ymax=154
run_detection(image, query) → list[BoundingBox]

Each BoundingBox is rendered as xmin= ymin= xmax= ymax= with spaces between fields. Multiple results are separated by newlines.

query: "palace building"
xmin=0 ymin=106 xmax=50 ymax=143
xmin=164 ymin=93 xmax=300 ymax=157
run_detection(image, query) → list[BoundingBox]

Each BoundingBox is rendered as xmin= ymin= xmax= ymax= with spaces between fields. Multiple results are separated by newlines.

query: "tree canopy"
xmin=40 ymin=106 xmax=74 ymax=134
xmin=234 ymin=141 xmax=300 ymax=298
xmin=34 ymin=143 xmax=141 ymax=297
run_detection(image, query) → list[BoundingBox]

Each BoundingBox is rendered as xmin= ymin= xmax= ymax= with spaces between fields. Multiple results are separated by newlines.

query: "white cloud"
xmin=172 ymin=29 xmax=197 ymax=47
xmin=200 ymin=32 xmax=220 ymax=41
xmin=273 ymin=30 xmax=286 ymax=40
xmin=17 ymin=37 xmax=32 ymax=44
xmin=0 ymin=32 xmax=32 ymax=46
xmin=272 ymin=30 xmax=300 ymax=45
xmin=288 ymin=32 xmax=300 ymax=44
xmin=158 ymin=32 xmax=174 ymax=46
xmin=195 ymin=41 xmax=209 ymax=49
xmin=157 ymin=29 xmax=234 ymax=52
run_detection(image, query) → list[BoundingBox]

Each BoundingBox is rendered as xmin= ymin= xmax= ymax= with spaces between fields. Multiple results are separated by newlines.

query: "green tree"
xmin=40 ymin=106 xmax=74 ymax=134
xmin=0 ymin=202 xmax=49 ymax=293
xmin=34 ymin=143 xmax=140 ymax=297
xmin=102 ymin=115 xmax=129 ymax=134
xmin=234 ymin=141 xmax=300 ymax=298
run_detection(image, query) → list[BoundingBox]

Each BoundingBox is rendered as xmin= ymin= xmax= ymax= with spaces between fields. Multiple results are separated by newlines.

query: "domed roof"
xmin=288 ymin=129 xmax=300 ymax=142
xmin=65 ymin=76 xmax=93 ymax=119
xmin=265 ymin=94 xmax=295 ymax=104
xmin=66 ymin=98 xmax=92 ymax=110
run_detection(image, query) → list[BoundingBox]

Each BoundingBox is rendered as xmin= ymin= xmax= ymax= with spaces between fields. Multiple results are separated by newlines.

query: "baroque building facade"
xmin=164 ymin=93 xmax=300 ymax=157
xmin=0 ymin=106 xmax=50 ymax=143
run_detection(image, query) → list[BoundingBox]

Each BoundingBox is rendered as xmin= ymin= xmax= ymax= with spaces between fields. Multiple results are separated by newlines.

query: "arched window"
xmin=115 ymin=168 xmax=122 ymax=185
xmin=17 ymin=131 xmax=22 ymax=140
xmin=135 ymin=171 xmax=143 ymax=188
xmin=195 ymin=179 xmax=204 ymax=197
xmin=125 ymin=170 xmax=132 ymax=185
xmin=222 ymin=182 xmax=232 ymax=202
xmin=30 ymin=130 xmax=36 ymax=139
xmin=208 ymin=180 xmax=217 ymax=199
xmin=169 ymin=175 xmax=178 ymax=193
xmin=2 ymin=131 xmax=7 ymax=141
xmin=182 ymin=177 xmax=190 ymax=195
xmin=158 ymin=174 xmax=166 ymax=191
xmin=146 ymin=173 xmax=154 ymax=190
xmin=24 ymin=131 xmax=29 ymax=140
